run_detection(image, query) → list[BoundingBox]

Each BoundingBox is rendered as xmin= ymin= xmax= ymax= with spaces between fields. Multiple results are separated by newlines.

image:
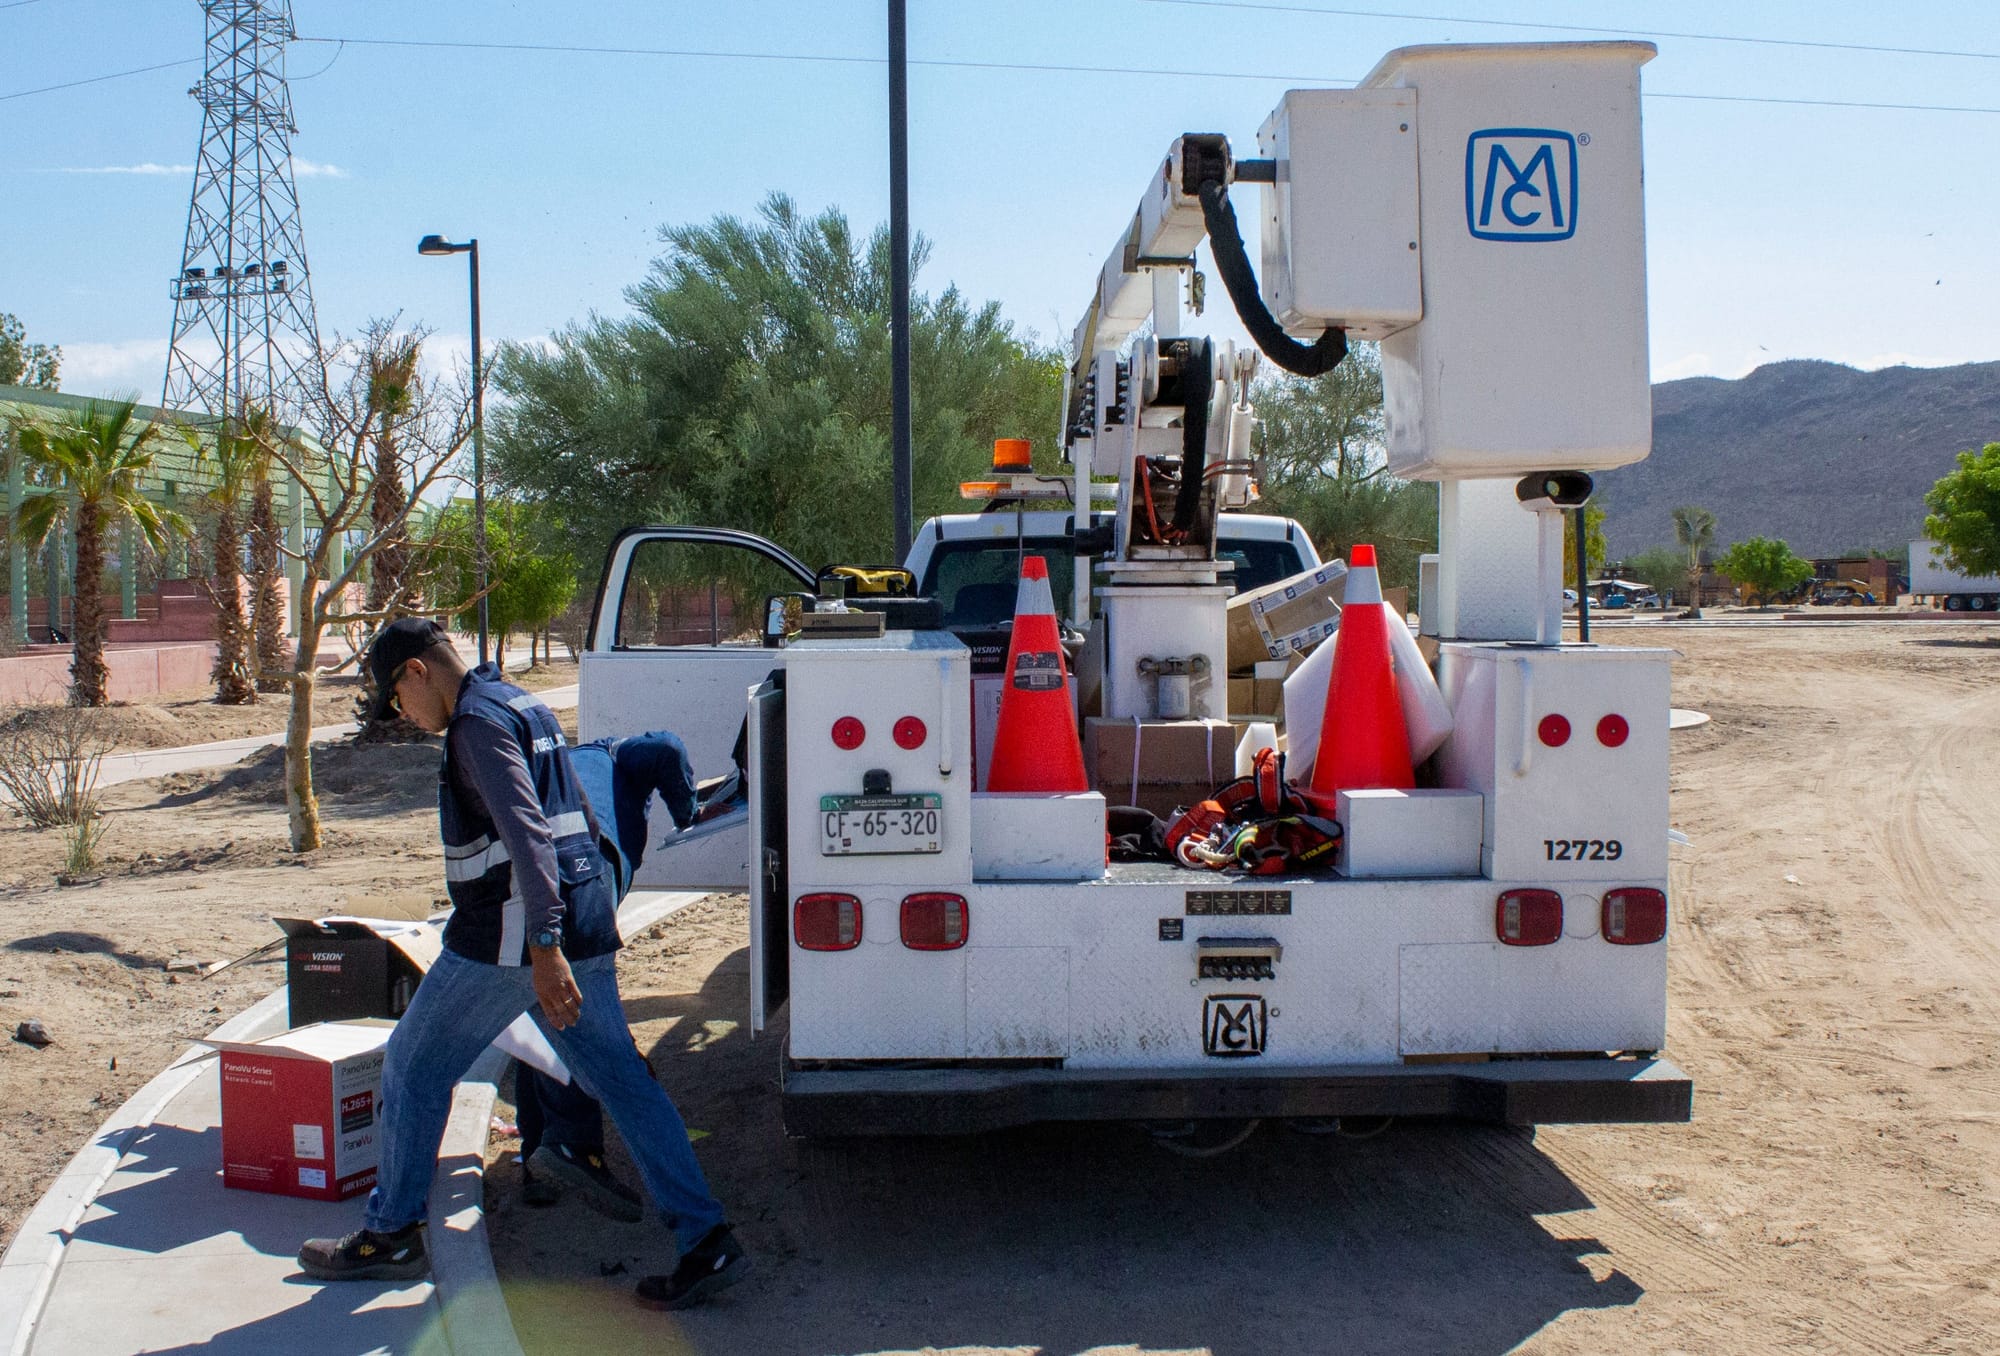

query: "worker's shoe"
xmin=634 ymin=1225 xmax=751 ymax=1311
xmin=528 ymin=1143 xmax=644 ymax=1223
xmin=298 ymin=1223 xmax=428 ymax=1282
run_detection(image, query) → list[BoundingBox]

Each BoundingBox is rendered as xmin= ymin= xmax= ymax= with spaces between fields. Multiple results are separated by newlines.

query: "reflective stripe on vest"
xmin=442 ymin=810 xmax=591 ymax=882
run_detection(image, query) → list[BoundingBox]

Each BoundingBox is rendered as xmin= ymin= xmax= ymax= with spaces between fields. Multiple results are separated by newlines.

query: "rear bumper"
xmin=782 ymin=1055 xmax=1692 ymax=1137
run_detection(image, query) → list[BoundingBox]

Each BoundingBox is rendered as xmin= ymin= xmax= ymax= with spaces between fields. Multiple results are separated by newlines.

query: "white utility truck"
xmin=584 ymin=39 xmax=1691 ymax=1137
xmin=1908 ymin=539 xmax=2000 ymax=612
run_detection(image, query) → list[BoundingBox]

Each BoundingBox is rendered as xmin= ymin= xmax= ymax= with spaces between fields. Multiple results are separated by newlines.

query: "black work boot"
xmin=634 ymin=1224 xmax=751 ymax=1311
xmin=528 ymin=1143 xmax=644 ymax=1223
xmin=298 ymin=1223 xmax=429 ymax=1282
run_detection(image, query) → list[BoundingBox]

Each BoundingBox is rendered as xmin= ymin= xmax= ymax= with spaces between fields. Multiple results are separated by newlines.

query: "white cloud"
xmin=58 ymin=163 xmax=194 ymax=176
xmin=52 ymin=339 xmax=172 ymax=402
xmin=52 ymin=156 xmax=347 ymax=179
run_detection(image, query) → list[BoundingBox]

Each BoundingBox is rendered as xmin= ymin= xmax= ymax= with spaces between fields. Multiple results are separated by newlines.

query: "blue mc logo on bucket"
xmin=1465 ymin=128 xmax=1578 ymax=242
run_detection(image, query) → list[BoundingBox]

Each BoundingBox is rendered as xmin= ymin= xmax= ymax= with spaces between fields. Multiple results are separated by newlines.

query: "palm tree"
xmin=198 ymin=412 xmax=270 ymax=705
xmin=1672 ymin=505 xmax=1717 ymax=615
xmin=16 ymin=400 xmax=191 ymax=705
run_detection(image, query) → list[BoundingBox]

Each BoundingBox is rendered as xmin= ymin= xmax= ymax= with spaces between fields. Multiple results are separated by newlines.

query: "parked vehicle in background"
xmin=1908 ymin=539 xmax=2000 ymax=612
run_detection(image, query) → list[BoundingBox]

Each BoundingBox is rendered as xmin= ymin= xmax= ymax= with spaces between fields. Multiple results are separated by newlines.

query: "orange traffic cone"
xmin=1308 ymin=544 xmax=1414 ymax=798
xmin=985 ymin=555 xmax=1088 ymax=793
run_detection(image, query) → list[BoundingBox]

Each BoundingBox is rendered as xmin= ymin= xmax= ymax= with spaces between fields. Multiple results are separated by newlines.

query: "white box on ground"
xmin=1335 ymin=788 xmax=1484 ymax=878
xmin=971 ymin=792 xmax=1108 ymax=880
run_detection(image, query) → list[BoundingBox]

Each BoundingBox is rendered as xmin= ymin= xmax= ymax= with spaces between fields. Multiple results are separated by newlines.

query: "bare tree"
xmin=257 ymin=320 xmax=471 ymax=852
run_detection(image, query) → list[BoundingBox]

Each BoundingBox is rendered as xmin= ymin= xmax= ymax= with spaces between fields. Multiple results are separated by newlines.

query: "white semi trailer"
xmin=1909 ymin=539 xmax=2000 ymax=611
xmin=584 ymin=40 xmax=1691 ymax=1137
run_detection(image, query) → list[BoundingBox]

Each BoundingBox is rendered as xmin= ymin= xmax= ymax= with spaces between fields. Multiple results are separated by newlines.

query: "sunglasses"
xmin=386 ymin=660 xmax=414 ymax=716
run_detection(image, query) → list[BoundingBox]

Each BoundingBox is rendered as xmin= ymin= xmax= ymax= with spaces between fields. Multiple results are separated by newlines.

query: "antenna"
xmin=163 ymin=0 xmax=324 ymax=422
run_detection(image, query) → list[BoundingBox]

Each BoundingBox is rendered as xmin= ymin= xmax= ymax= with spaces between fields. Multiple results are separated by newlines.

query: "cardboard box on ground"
xmin=277 ymin=914 xmax=440 ymax=1028
xmin=208 ymin=1019 xmax=393 ymax=1201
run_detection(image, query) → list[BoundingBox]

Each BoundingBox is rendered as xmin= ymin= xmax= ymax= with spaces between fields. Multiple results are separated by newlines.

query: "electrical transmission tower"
xmin=163 ymin=0 xmax=323 ymax=423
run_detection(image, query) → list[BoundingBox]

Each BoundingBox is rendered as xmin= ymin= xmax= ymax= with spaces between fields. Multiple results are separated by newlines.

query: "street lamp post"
xmin=418 ymin=233 xmax=488 ymax=666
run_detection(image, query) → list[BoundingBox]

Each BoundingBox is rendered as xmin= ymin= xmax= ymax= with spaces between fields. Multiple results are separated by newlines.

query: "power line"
xmin=0 ymin=56 xmax=200 ymax=102
xmin=292 ymin=33 xmax=2000 ymax=115
xmin=11 ymin=33 xmax=2000 ymax=117
xmin=288 ymin=34 xmax=1348 ymax=84
xmin=1139 ymin=0 xmax=2000 ymax=63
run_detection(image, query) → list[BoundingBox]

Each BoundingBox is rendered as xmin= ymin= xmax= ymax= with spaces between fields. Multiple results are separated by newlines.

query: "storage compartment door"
xmin=747 ymin=677 xmax=789 ymax=1033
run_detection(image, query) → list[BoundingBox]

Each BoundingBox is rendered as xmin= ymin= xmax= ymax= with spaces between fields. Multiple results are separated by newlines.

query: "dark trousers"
xmin=515 ymin=1058 xmax=606 ymax=1157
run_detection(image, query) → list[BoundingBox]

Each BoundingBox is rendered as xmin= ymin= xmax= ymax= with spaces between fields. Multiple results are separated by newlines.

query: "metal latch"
xmin=1197 ymin=936 xmax=1281 ymax=981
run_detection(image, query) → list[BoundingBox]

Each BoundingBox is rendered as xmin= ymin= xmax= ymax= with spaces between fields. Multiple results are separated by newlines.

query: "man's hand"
xmin=530 ymin=945 xmax=583 ymax=1030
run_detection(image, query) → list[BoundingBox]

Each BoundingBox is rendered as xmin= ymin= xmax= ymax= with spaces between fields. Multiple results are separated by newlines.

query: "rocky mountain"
xmin=1595 ymin=359 xmax=2000 ymax=560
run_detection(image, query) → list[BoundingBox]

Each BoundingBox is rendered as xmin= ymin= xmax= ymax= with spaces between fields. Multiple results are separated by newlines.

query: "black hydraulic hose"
xmin=1196 ymin=178 xmax=1348 ymax=377
xmin=1176 ymin=337 xmax=1212 ymax=536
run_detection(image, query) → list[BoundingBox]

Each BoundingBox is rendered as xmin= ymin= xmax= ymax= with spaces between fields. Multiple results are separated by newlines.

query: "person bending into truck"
xmin=298 ymin=620 xmax=750 ymax=1312
xmin=515 ymin=729 xmax=700 ymax=1221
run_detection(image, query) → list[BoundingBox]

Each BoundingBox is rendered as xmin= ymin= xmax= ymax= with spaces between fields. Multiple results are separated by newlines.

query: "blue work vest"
xmin=437 ymin=665 xmax=618 ymax=966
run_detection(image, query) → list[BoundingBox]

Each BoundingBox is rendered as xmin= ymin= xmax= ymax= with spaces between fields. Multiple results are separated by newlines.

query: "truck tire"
xmin=1971 ymin=595 xmax=1990 ymax=612
xmin=1946 ymin=595 xmax=1965 ymax=611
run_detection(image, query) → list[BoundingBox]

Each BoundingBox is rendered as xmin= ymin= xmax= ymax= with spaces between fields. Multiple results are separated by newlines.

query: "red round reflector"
xmin=900 ymin=892 xmax=969 ymax=950
xmin=1597 ymin=714 xmax=1630 ymax=747
xmin=794 ymin=893 xmax=862 ymax=951
xmin=831 ymin=716 xmax=866 ymax=750
xmin=1601 ymin=887 xmax=1667 ymax=945
xmin=1538 ymin=714 xmax=1571 ymax=747
xmin=893 ymin=716 xmax=927 ymax=750
xmin=1496 ymin=888 xmax=1563 ymax=946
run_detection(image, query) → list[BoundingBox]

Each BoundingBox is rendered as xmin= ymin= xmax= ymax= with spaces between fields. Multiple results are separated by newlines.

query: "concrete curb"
xmin=428 ymin=1047 xmax=525 ymax=1356
xmin=0 ymin=987 xmax=289 ymax=1356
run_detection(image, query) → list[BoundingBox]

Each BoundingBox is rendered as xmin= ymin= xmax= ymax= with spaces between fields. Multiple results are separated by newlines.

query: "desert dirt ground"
xmin=2 ymin=626 xmax=1996 ymax=1354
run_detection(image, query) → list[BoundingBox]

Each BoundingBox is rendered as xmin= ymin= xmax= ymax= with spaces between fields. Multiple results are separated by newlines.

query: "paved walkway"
xmin=95 ymin=685 xmax=577 ymax=790
xmin=0 ymin=890 xmax=695 ymax=1355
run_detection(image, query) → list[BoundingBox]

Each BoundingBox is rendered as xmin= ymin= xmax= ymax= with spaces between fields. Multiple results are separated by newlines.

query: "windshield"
xmin=919 ymin=533 xmax=1310 ymax=628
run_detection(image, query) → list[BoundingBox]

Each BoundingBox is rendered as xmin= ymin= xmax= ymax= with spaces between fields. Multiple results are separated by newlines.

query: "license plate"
xmin=818 ymin=793 xmax=943 ymax=856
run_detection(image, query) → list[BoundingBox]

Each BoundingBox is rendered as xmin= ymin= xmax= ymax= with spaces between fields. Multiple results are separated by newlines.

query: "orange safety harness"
xmin=1163 ymin=748 xmax=1343 ymax=876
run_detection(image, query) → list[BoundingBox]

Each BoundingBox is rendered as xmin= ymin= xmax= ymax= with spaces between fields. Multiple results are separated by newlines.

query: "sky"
xmin=5 ymin=0 xmax=2000 ymax=407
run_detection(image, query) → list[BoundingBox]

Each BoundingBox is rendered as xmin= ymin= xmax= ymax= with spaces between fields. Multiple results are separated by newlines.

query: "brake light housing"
xmin=900 ymin=892 xmax=969 ymax=950
xmin=1601 ymin=887 xmax=1667 ymax=945
xmin=1496 ymin=889 xmax=1563 ymax=946
xmin=794 ymin=893 xmax=862 ymax=951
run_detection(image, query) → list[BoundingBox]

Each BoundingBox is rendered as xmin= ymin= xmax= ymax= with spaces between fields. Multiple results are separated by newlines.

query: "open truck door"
xmin=581 ymin=526 xmax=815 ymax=892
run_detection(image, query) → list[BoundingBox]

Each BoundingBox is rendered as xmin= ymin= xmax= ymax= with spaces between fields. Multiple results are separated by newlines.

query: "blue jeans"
xmin=363 ymin=944 xmax=724 ymax=1251
xmin=515 ymin=1059 xmax=604 ymax=1157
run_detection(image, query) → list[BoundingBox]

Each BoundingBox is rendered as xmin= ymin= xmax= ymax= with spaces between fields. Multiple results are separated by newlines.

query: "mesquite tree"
xmin=261 ymin=321 xmax=470 ymax=851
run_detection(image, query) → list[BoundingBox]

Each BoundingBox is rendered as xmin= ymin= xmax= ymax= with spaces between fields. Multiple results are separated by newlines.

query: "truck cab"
xmin=579 ymin=509 xmax=1320 ymax=890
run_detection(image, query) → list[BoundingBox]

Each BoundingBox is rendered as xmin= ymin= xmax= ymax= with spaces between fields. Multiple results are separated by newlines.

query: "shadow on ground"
xmin=50 ymin=1120 xmax=450 ymax=1355
xmin=490 ymin=945 xmax=1643 ymax=1356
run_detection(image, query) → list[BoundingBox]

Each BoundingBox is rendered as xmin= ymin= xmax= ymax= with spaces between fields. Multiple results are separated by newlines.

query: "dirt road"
xmin=486 ymin=623 xmax=2000 ymax=1355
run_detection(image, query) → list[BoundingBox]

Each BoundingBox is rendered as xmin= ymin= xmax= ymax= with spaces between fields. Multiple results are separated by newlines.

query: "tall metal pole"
xmin=469 ymin=239 xmax=489 ymax=667
xmin=1574 ymin=506 xmax=1591 ymax=643
xmin=888 ymin=0 xmax=913 ymax=560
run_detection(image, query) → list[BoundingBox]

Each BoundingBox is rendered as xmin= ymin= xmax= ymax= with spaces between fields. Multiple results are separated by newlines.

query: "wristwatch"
xmin=531 ymin=927 xmax=561 ymax=950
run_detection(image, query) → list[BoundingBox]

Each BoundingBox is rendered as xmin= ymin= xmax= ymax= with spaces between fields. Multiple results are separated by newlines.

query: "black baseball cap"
xmin=366 ymin=617 xmax=451 ymax=721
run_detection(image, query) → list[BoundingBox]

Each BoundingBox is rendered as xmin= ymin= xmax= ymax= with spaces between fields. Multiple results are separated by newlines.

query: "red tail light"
xmin=1496 ymin=889 xmax=1562 ymax=946
xmin=900 ymin=892 xmax=969 ymax=950
xmin=1602 ymin=887 xmax=1667 ymax=945
xmin=794 ymin=893 xmax=861 ymax=951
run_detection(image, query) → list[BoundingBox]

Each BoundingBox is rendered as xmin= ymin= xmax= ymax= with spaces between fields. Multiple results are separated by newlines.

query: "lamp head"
xmin=417 ymin=234 xmax=465 ymax=256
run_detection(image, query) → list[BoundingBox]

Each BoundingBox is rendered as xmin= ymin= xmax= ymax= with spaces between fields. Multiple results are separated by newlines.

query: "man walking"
xmin=298 ymin=620 xmax=749 ymax=1311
